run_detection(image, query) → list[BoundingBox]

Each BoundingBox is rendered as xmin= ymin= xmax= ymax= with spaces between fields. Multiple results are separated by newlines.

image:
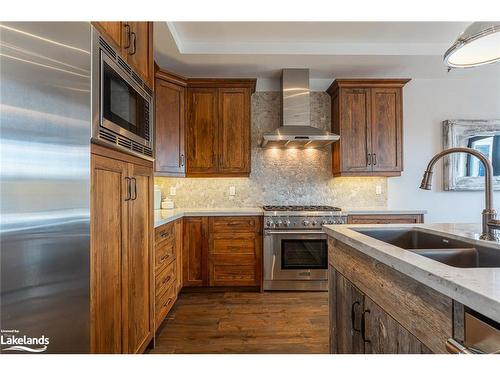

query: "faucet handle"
xmin=487 ymin=219 xmax=500 ymax=230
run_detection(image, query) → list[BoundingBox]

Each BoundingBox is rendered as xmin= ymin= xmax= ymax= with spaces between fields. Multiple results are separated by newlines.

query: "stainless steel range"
xmin=263 ymin=205 xmax=347 ymax=291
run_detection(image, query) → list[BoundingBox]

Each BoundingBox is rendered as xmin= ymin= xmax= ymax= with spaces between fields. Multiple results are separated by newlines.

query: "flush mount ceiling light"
xmin=444 ymin=22 xmax=500 ymax=68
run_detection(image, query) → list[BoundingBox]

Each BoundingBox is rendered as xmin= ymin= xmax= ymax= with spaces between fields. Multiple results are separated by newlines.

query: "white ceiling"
xmin=154 ymin=22 xmax=500 ymax=89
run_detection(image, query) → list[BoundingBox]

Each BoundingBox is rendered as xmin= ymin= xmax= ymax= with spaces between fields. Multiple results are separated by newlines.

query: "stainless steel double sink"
xmin=354 ymin=228 xmax=500 ymax=268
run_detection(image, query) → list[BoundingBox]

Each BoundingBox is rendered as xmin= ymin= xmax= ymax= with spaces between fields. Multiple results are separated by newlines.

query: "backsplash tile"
xmin=155 ymin=92 xmax=387 ymax=209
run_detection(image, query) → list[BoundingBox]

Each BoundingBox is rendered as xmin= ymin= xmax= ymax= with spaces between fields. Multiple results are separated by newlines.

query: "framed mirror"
xmin=443 ymin=120 xmax=500 ymax=191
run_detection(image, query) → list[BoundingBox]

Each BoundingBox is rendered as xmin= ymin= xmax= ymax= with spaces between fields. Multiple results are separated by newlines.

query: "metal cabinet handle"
xmin=180 ymin=154 xmax=185 ymax=167
xmin=130 ymin=177 xmax=137 ymax=200
xmin=361 ymin=309 xmax=371 ymax=343
xmin=373 ymin=153 xmax=377 ymax=165
xmin=367 ymin=153 xmax=372 ymax=166
xmin=125 ymin=177 xmax=131 ymax=201
xmin=163 ymin=298 xmax=172 ymax=308
xmin=351 ymin=301 xmax=361 ymax=333
xmin=128 ymin=31 xmax=137 ymax=55
xmin=123 ymin=24 xmax=131 ymax=49
xmin=162 ymin=276 xmax=171 ymax=285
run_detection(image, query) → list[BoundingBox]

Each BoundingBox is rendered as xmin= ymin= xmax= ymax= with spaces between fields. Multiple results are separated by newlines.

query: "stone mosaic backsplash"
xmin=155 ymin=92 xmax=387 ymax=209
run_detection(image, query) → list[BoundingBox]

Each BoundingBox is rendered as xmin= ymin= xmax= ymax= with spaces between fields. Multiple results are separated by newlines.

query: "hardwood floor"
xmin=149 ymin=291 xmax=329 ymax=354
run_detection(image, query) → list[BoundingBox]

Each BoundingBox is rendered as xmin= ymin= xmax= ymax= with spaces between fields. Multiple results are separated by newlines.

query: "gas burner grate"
xmin=263 ymin=205 xmax=341 ymax=211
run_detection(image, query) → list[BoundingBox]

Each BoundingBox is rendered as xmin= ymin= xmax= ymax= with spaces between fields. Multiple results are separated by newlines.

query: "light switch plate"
xmin=375 ymin=185 xmax=382 ymax=195
xmin=170 ymin=187 xmax=176 ymax=196
xmin=229 ymin=186 xmax=236 ymax=196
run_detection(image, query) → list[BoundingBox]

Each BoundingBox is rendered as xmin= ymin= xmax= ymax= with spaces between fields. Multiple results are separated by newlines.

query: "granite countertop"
xmin=343 ymin=208 xmax=427 ymax=215
xmin=323 ymin=223 xmax=500 ymax=322
xmin=154 ymin=208 xmax=428 ymax=227
xmin=154 ymin=208 xmax=264 ymax=227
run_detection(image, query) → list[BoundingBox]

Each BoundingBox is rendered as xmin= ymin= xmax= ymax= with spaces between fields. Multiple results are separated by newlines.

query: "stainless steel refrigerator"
xmin=0 ymin=22 xmax=91 ymax=353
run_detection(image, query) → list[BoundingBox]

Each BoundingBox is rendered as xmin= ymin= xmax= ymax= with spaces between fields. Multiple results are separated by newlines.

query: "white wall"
xmin=388 ymin=76 xmax=500 ymax=223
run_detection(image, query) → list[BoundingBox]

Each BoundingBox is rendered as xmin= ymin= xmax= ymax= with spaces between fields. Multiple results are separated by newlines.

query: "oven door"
xmin=264 ymin=230 xmax=328 ymax=281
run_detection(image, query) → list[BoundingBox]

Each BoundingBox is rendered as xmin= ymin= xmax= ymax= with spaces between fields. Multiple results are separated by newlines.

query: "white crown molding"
xmin=179 ymin=41 xmax=448 ymax=56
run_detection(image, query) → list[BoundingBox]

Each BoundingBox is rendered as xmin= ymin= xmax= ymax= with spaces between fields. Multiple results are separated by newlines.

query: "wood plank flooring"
xmin=149 ymin=291 xmax=329 ymax=354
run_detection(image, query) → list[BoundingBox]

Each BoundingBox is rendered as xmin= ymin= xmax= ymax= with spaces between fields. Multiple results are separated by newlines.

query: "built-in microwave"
xmin=91 ymin=28 xmax=153 ymax=159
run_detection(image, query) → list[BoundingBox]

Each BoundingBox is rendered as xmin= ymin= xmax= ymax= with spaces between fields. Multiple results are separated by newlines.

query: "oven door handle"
xmin=264 ymin=230 xmax=325 ymax=235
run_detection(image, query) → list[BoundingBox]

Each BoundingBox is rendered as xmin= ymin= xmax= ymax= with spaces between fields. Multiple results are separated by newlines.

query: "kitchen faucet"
xmin=420 ymin=147 xmax=500 ymax=241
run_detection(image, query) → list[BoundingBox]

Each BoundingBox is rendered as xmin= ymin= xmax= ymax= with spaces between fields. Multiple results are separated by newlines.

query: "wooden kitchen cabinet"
xmin=327 ymin=79 xmax=410 ymax=177
xmin=208 ymin=217 xmax=262 ymax=287
xmin=182 ymin=216 xmax=262 ymax=288
xmin=155 ymin=70 xmax=187 ymax=176
xmin=347 ymin=213 xmax=424 ymax=224
xmin=329 ymin=238 xmax=453 ymax=354
xmin=93 ymin=22 xmax=123 ymax=50
xmin=186 ymin=88 xmax=220 ymax=175
xmin=183 ymin=217 xmax=209 ymax=287
xmin=90 ymin=145 xmax=154 ymax=354
xmin=93 ymin=21 xmax=154 ymax=88
xmin=185 ymin=79 xmax=255 ymax=177
xmin=330 ymin=269 xmax=431 ymax=354
xmin=154 ymin=219 xmax=182 ymax=329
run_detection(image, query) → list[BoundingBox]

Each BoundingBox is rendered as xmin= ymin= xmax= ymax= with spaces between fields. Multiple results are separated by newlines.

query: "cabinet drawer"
xmin=155 ymin=284 xmax=176 ymax=327
xmin=155 ymin=237 xmax=175 ymax=271
xmin=211 ymin=216 xmax=260 ymax=233
xmin=155 ymin=260 xmax=176 ymax=298
xmin=212 ymin=233 xmax=256 ymax=255
xmin=212 ymin=264 xmax=257 ymax=286
xmin=155 ymin=222 xmax=175 ymax=244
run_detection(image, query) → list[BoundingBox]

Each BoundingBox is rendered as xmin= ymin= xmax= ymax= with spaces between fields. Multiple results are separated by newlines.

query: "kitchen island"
xmin=323 ymin=223 xmax=500 ymax=354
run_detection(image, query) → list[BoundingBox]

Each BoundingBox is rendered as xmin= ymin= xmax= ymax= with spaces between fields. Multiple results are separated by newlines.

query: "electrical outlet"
xmin=170 ymin=187 xmax=176 ymax=196
xmin=375 ymin=185 xmax=382 ymax=195
xmin=229 ymin=186 xmax=236 ymax=196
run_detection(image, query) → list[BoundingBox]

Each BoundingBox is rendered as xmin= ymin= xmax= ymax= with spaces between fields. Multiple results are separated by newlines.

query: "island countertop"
xmin=323 ymin=223 xmax=500 ymax=323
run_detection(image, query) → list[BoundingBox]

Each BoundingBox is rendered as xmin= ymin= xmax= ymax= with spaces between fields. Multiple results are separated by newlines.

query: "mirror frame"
xmin=443 ymin=119 xmax=500 ymax=191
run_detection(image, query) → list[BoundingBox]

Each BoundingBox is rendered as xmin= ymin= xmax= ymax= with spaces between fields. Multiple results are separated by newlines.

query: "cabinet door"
xmin=90 ymin=154 xmax=128 ymax=354
xmin=174 ymin=218 xmax=183 ymax=292
xmin=183 ymin=217 xmax=209 ymax=286
xmin=155 ymin=78 xmax=185 ymax=175
xmin=94 ymin=22 xmax=123 ymax=51
xmin=127 ymin=22 xmax=153 ymax=87
xmin=339 ymin=88 xmax=372 ymax=173
xmin=218 ymin=88 xmax=250 ymax=175
xmin=363 ymin=296 xmax=431 ymax=354
xmin=125 ymin=163 xmax=154 ymax=353
xmin=186 ymin=88 xmax=219 ymax=175
xmin=334 ymin=271 xmax=365 ymax=353
xmin=370 ymin=88 xmax=402 ymax=173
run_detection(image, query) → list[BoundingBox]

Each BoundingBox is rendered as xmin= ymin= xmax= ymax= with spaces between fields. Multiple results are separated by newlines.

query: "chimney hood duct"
xmin=260 ymin=68 xmax=340 ymax=149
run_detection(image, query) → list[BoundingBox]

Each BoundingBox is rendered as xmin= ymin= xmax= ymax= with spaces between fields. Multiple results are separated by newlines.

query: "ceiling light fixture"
xmin=444 ymin=22 xmax=500 ymax=68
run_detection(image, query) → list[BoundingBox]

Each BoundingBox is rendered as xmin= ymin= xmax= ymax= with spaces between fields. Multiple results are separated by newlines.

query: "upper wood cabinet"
xmin=155 ymin=70 xmax=186 ymax=176
xmin=327 ymin=79 xmax=410 ymax=177
xmin=154 ymin=75 xmax=255 ymax=177
xmin=186 ymin=79 xmax=255 ymax=177
xmin=90 ymin=145 xmax=154 ymax=354
xmin=93 ymin=22 xmax=154 ymax=88
xmin=187 ymin=88 xmax=220 ymax=175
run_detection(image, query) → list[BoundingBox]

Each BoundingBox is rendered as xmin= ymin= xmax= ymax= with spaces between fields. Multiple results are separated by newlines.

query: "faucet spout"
xmin=420 ymin=147 xmax=498 ymax=241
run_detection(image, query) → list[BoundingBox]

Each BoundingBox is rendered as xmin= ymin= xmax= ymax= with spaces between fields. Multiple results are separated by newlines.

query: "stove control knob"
xmin=311 ymin=221 xmax=317 ymax=226
xmin=328 ymin=220 xmax=335 ymax=224
xmin=284 ymin=220 xmax=291 ymax=227
xmin=303 ymin=220 xmax=310 ymax=226
xmin=266 ymin=220 xmax=273 ymax=227
xmin=276 ymin=220 xmax=283 ymax=227
xmin=321 ymin=220 xmax=328 ymax=225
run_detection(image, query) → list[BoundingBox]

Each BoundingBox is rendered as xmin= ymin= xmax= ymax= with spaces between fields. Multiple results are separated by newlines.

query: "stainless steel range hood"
xmin=260 ymin=69 xmax=340 ymax=149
